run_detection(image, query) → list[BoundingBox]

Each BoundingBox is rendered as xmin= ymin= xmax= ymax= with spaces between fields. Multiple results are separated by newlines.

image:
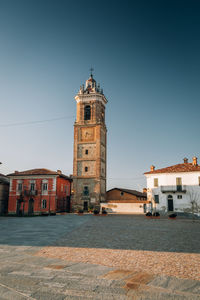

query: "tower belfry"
xmin=72 ymin=73 xmax=108 ymax=211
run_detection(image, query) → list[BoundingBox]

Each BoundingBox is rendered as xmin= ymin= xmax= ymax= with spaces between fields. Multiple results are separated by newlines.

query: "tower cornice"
xmin=75 ymin=93 xmax=108 ymax=105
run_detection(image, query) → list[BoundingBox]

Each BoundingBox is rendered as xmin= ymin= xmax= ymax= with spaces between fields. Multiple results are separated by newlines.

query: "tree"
xmin=186 ymin=187 xmax=200 ymax=221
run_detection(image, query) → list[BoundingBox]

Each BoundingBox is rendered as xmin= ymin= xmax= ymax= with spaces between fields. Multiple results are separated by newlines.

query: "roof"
xmin=144 ymin=163 xmax=200 ymax=175
xmin=0 ymin=173 xmax=9 ymax=184
xmin=106 ymin=200 xmax=150 ymax=204
xmin=107 ymin=188 xmax=147 ymax=198
xmin=7 ymin=168 xmax=72 ymax=180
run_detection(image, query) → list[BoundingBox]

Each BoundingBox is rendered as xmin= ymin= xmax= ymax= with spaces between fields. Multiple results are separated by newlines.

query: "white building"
xmin=144 ymin=157 xmax=200 ymax=215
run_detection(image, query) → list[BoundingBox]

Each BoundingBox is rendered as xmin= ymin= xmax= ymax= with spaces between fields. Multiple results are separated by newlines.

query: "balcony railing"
xmin=160 ymin=185 xmax=186 ymax=193
xmin=24 ymin=190 xmax=38 ymax=196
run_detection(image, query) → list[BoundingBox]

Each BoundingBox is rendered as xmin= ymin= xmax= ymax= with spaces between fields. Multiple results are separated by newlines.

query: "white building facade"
xmin=144 ymin=157 xmax=200 ymax=215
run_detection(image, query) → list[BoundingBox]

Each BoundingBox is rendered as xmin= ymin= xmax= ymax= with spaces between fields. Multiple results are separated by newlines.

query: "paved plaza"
xmin=0 ymin=214 xmax=200 ymax=299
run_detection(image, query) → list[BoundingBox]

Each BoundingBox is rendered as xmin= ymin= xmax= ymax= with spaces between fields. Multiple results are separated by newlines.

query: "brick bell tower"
xmin=72 ymin=71 xmax=108 ymax=211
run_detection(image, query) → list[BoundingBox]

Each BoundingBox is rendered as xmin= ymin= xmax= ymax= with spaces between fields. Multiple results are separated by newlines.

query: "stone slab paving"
xmin=0 ymin=214 xmax=200 ymax=299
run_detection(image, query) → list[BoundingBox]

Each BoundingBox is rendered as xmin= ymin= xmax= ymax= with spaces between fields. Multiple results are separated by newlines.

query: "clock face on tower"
xmin=80 ymin=127 xmax=95 ymax=142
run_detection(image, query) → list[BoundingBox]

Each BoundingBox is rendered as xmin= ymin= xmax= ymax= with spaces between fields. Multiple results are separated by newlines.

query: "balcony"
xmin=161 ymin=185 xmax=186 ymax=193
xmin=24 ymin=190 xmax=38 ymax=196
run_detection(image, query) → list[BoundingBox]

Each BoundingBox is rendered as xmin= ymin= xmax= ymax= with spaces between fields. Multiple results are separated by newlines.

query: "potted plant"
xmin=169 ymin=213 xmax=177 ymax=219
xmin=101 ymin=209 xmax=107 ymax=216
xmin=145 ymin=212 xmax=152 ymax=218
xmin=88 ymin=204 xmax=94 ymax=213
xmin=77 ymin=209 xmax=84 ymax=215
xmin=93 ymin=209 xmax=100 ymax=215
xmin=152 ymin=212 xmax=160 ymax=219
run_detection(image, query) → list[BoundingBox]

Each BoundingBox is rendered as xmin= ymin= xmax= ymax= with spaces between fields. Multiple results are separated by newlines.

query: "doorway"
xmin=16 ymin=200 xmax=22 ymax=216
xmin=167 ymin=195 xmax=174 ymax=211
xmin=28 ymin=198 xmax=34 ymax=215
xmin=83 ymin=201 xmax=88 ymax=211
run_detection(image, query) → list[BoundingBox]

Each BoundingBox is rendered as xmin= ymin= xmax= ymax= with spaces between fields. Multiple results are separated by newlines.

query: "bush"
xmin=78 ymin=209 xmax=83 ymax=214
xmin=93 ymin=209 xmax=99 ymax=215
xmin=153 ymin=212 xmax=160 ymax=217
xmin=169 ymin=213 xmax=177 ymax=218
xmin=146 ymin=212 xmax=152 ymax=216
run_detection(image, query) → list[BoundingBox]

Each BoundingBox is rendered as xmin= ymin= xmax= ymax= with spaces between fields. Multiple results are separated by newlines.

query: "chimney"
xmin=150 ymin=165 xmax=155 ymax=172
xmin=183 ymin=157 xmax=188 ymax=164
xmin=143 ymin=188 xmax=147 ymax=194
xmin=192 ymin=157 xmax=198 ymax=166
xmin=57 ymin=170 xmax=62 ymax=174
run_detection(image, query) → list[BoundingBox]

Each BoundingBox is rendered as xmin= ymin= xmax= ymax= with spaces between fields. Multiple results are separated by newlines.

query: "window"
xmin=120 ymin=191 xmax=124 ymax=196
xmin=176 ymin=177 xmax=182 ymax=191
xmin=84 ymin=105 xmax=91 ymax=120
xmin=83 ymin=186 xmax=89 ymax=196
xmin=177 ymin=195 xmax=182 ymax=199
xmin=85 ymin=166 xmax=88 ymax=172
xmin=154 ymin=178 xmax=158 ymax=187
xmin=85 ymin=149 xmax=88 ymax=155
xmin=41 ymin=199 xmax=47 ymax=209
xmin=154 ymin=195 xmax=159 ymax=203
xmin=18 ymin=183 xmax=22 ymax=191
xmin=43 ymin=183 xmax=48 ymax=191
xmin=66 ymin=185 xmax=70 ymax=196
xmin=30 ymin=183 xmax=35 ymax=191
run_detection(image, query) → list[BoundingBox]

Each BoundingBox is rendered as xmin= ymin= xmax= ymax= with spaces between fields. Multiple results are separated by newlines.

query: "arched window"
xmin=84 ymin=105 xmax=91 ymax=120
xmin=83 ymin=186 xmax=89 ymax=196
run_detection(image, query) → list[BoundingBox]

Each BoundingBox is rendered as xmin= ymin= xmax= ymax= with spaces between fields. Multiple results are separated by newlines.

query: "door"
xmin=16 ymin=200 xmax=22 ymax=216
xmin=66 ymin=196 xmax=71 ymax=212
xmin=28 ymin=198 xmax=34 ymax=215
xmin=167 ymin=195 xmax=174 ymax=211
xmin=83 ymin=201 xmax=88 ymax=211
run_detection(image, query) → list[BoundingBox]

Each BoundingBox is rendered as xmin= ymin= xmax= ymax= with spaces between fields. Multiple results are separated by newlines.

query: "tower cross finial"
xmin=90 ymin=67 xmax=94 ymax=76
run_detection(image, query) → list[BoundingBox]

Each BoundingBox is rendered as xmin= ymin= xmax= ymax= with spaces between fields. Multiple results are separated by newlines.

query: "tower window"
xmin=84 ymin=105 xmax=91 ymax=120
xmin=85 ymin=149 xmax=88 ymax=155
xmin=83 ymin=186 xmax=89 ymax=196
xmin=85 ymin=166 xmax=88 ymax=172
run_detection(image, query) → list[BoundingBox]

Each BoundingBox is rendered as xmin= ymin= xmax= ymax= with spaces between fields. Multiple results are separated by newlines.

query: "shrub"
xmin=169 ymin=213 xmax=177 ymax=218
xmin=78 ymin=209 xmax=83 ymax=214
xmin=93 ymin=209 xmax=99 ymax=215
xmin=146 ymin=212 xmax=152 ymax=216
xmin=153 ymin=212 xmax=160 ymax=217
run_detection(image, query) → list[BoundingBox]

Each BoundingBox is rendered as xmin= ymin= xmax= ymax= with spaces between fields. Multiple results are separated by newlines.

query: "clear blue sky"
xmin=0 ymin=0 xmax=200 ymax=191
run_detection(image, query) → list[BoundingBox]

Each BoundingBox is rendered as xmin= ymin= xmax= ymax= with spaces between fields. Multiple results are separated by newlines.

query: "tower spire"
xmin=90 ymin=67 xmax=94 ymax=77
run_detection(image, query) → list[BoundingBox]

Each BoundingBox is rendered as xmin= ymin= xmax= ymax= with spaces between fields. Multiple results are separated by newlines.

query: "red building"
xmin=8 ymin=169 xmax=72 ymax=216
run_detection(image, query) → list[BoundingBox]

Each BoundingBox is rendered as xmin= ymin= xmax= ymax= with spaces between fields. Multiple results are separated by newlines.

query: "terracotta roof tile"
xmin=107 ymin=188 xmax=147 ymax=198
xmin=144 ymin=163 xmax=200 ymax=174
xmin=7 ymin=169 xmax=71 ymax=180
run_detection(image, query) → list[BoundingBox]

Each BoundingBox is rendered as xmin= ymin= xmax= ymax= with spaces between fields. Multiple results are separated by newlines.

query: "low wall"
xmin=101 ymin=202 xmax=145 ymax=214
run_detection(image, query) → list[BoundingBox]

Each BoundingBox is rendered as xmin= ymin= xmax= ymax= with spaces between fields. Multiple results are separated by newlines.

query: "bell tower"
xmin=72 ymin=72 xmax=108 ymax=211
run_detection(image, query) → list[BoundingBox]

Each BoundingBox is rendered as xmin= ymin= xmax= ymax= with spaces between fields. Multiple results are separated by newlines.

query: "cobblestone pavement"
xmin=0 ymin=214 xmax=200 ymax=299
